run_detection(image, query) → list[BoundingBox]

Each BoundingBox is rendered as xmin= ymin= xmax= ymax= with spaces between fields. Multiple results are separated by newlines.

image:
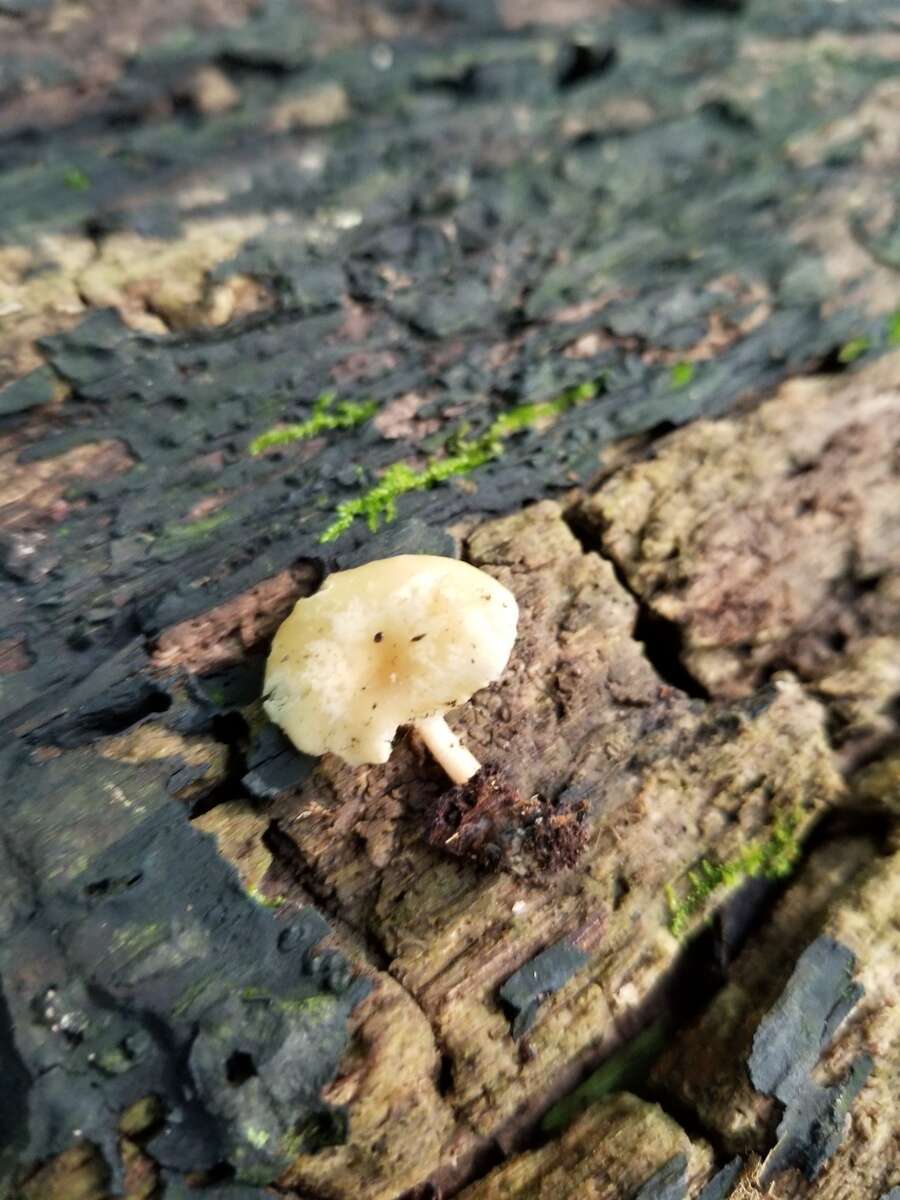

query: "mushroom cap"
xmin=263 ymin=555 xmax=518 ymax=766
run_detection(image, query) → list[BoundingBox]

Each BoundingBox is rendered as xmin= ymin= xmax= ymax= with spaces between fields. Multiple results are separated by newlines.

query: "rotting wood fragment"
xmin=748 ymin=936 xmax=870 ymax=1184
xmin=632 ymin=1153 xmax=688 ymax=1200
xmin=653 ymin=836 xmax=900 ymax=1199
xmin=583 ymin=350 xmax=900 ymax=737
xmin=151 ymin=562 xmax=322 ymax=675
xmin=499 ymin=939 xmax=590 ymax=1039
xmin=457 ymin=1093 xmax=713 ymax=1199
xmin=696 ymin=1159 xmax=743 ymax=1200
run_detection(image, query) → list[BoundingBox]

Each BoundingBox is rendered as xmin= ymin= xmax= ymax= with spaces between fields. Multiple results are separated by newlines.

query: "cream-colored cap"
xmin=263 ymin=555 xmax=518 ymax=767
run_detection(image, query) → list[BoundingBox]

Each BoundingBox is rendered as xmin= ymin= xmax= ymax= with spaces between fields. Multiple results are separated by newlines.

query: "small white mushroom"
xmin=263 ymin=555 xmax=518 ymax=784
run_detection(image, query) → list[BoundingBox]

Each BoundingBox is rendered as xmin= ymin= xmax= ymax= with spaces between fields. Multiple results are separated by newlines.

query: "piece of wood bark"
xmin=653 ymin=832 xmax=900 ymax=1198
xmin=581 ymin=350 xmax=900 ymax=745
xmin=457 ymin=1092 xmax=713 ymax=1200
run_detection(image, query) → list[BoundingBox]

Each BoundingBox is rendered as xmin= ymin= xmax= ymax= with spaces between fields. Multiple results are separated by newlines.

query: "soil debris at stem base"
xmin=426 ymin=762 xmax=589 ymax=876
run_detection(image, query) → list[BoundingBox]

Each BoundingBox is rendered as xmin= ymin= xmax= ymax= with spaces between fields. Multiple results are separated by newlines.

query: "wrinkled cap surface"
xmin=263 ymin=555 xmax=518 ymax=766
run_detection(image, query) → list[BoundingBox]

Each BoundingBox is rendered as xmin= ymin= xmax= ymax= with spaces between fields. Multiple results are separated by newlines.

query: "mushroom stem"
xmin=414 ymin=715 xmax=481 ymax=786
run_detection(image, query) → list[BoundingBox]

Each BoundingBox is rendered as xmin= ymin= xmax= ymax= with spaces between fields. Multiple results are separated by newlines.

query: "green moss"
xmin=162 ymin=511 xmax=229 ymax=541
xmin=488 ymin=380 xmax=598 ymax=436
xmin=94 ymin=1043 xmax=136 ymax=1075
xmin=278 ymin=994 xmax=338 ymax=1019
xmin=669 ymin=360 xmax=695 ymax=389
xmin=319 ymin=378 xmax=601 ymax=543
xmin=887 ymin=309 xmax=900 ymax=347
xmin=246 ymin=885 xmax=286 ymax=909
xmin=172 ymin=977 xmax=213 ymax=1018
xmin=119 ymin=1095 xmax=164 ymax=1138
xmin=240 ymin=986 xmax=271 ymax=1003
xmin=837 ymin=336 xmax=871 ymax=364
xmin=279 ymin=1129 xmax=306 ymax=1160
xmin=249 ymin=390 xmax=376 ymax=455
xmin=110 ymin=921 xmax=167 ymax=961
xmin=63 ymin=167 xmax=91 ymax=192
xmin=665 ymin=809 xmax=802 ymax=938
xmin=240 ymin=987 xmax=337 ymax=1019
xmin=245 ymin=1125 xmax=270 ymax=1149
xmin=541 ymin=1020 xmax=667 ymax=1133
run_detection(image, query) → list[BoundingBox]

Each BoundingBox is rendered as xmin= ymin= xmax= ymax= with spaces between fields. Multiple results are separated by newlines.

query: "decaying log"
xmin=1 ymin=0 xmax=899 ymax=1196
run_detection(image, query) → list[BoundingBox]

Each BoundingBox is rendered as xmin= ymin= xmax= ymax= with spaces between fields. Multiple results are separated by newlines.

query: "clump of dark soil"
xmin=426 ymin=763 xmax=588 ymax=876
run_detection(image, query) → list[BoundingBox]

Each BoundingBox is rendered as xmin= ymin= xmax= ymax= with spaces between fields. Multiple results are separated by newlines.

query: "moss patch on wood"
xmin=319 ymin=380 xmax=600 ymax=543
xmin=665 ymin=809 xmax=803 ymax=938
xmin=837 ymin=336 xmax=871 ymax=364
xmin=669 ymin=361 xmax=695 ymax=390
xmin=62 ymin=167 xmax=91 ymax=192
xmin=249 ymin=390 xmax=377 ymax=455
xmin=159 ymin=511 xmax=229 ymax=544
xmin=542 ymin=1021 xmax=667 ymax=1134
